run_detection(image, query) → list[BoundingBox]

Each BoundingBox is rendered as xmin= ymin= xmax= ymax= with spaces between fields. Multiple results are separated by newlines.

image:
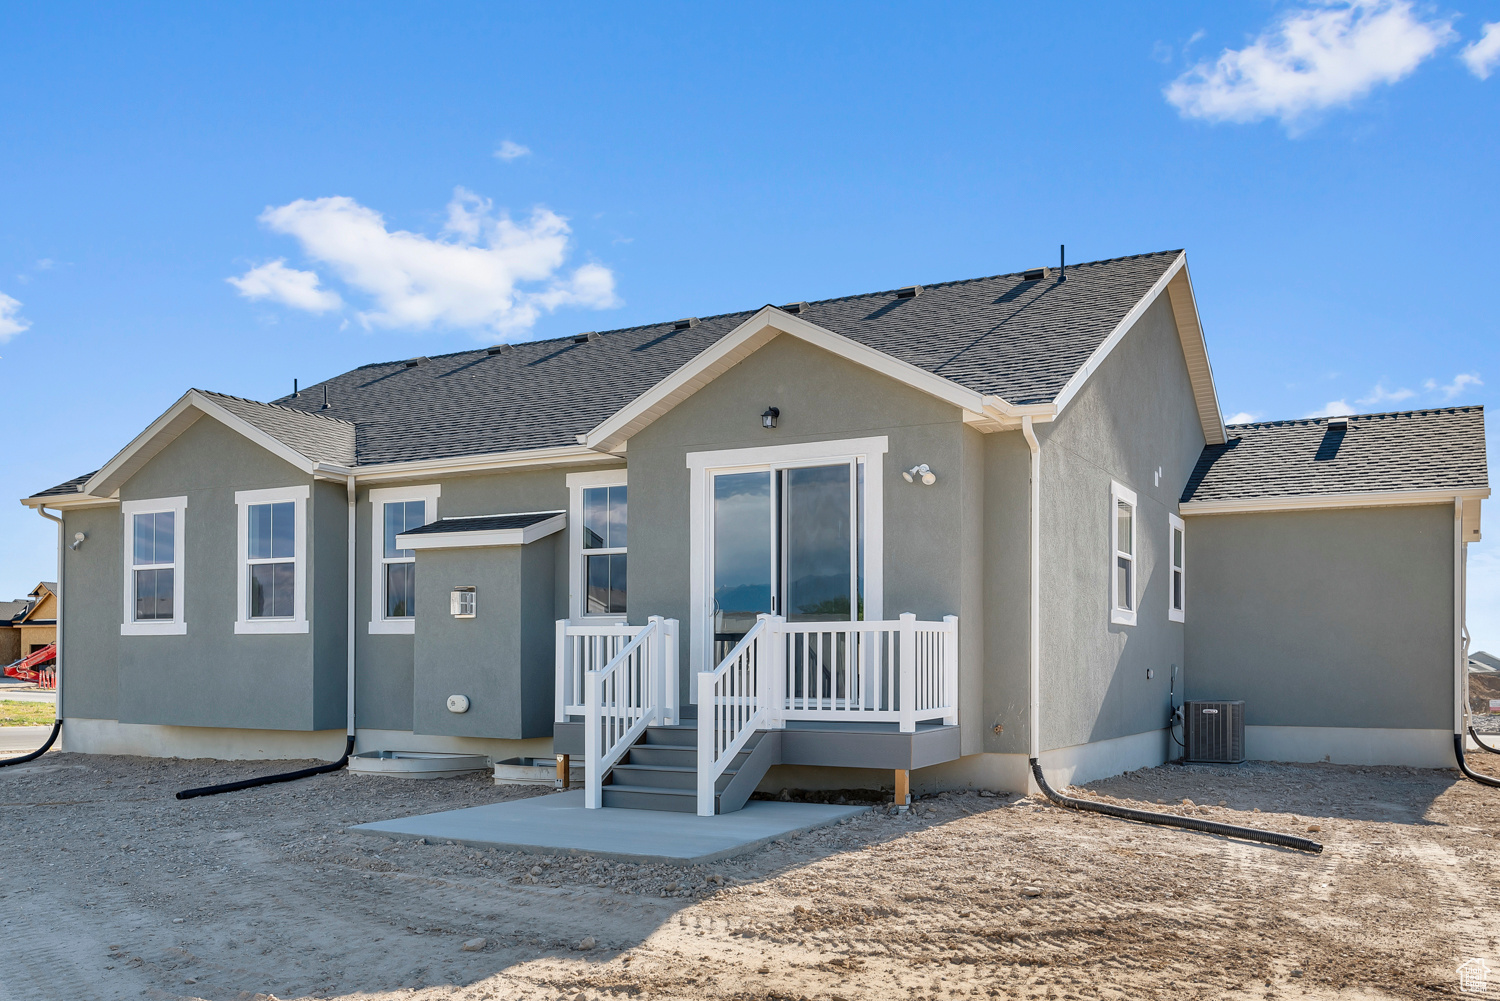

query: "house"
xmin=0 ymin=583 xmax=59 ymax=665
xmin=22 ymin=250 xmax=1489 ymax=811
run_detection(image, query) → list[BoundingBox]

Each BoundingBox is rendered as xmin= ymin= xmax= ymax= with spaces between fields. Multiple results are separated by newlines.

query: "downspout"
xmin=1020 ymin=417 xmax=1041 ymax=764
xmin=176 ymin=478 xmax=358 ymax=799
xmin=1019 ymin=421 xmax=1322 ymax=851
xmin=0 ymin=506 xmax=65 ymax=766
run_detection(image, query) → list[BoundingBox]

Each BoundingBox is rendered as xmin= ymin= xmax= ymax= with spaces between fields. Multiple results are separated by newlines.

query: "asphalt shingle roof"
xmin=255 ymin=250 xmax=1182 ymax=467
xmin=399 ymin=512 xmax=564 ymax=536
xmin=32 ymin=471 xmax=97 ymax=498
xmin=1181 ymin=407 xmax=1488 ymax=504
xmin=202 ymin=391 xmax=356 ymax=466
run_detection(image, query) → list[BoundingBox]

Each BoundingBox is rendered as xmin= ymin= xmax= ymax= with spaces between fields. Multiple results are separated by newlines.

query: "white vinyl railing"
xmin=696 ymin=613 xmax=957 ymax=816
xmin=573 ymin=616 xmax=678 ymax=809
xmin=557 ymin=620 xmax=667 ymax=722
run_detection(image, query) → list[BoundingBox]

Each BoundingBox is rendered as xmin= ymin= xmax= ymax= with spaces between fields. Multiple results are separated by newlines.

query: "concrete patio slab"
xmin=349 ymin=789 xmax=869 ymax=864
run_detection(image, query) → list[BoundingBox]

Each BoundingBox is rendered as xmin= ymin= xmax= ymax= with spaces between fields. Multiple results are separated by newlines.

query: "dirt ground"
xmin=2 ymin=751 xmax=1499 ymax=1001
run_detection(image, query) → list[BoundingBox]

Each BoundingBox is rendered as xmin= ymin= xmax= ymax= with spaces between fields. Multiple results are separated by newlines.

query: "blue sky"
xmin=3 ymin=2 xmax=1498 ymax=643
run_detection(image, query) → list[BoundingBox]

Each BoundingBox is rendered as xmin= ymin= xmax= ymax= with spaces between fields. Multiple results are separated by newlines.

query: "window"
xmin=567 ymin=471 xmax=627 ymax=619
xmin=120 ymin=496 xmax=187 ymax=635
xmin=235 ymin=486 xmax=308 ymax=634
xmin=1168 ymin=513 xmax=1185 ymax=622
xmin=1110 ymin=481 xmax=1137 ymax=626
xmin=368 ymin=485 xmax=439 ymax=634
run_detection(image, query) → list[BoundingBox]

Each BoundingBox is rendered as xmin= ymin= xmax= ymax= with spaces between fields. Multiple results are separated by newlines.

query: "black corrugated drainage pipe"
xmin=175 ymin=735 xmax=356 ymax=800
xmin=1029 ymin=757 xmax=1323 ymax=854
xmin=1454 ymin=733 xmax=1500 ymax=788
xmin=1468 ymin=727 xmax=1500 ymax=756
xmin=0 ymin=719 xmax=62 ymax=767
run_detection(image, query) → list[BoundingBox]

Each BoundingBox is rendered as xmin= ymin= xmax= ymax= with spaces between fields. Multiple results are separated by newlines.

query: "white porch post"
xmin=648 ymin=615 xmax=665 ymax=728
xmin=664 ymin=618 xmax=680 ymax=726
xmin=898 ymin=612 xmax=917 ymax=734
xmin=943 ymin=615 xmax=959 ymax=726
xmin=555 ymin=619 xmax=569 ymax=723
xmin=696 ymin=668 xmax=715 ymax=816
xmin=583 ymin=667 xmax=601 ymax=809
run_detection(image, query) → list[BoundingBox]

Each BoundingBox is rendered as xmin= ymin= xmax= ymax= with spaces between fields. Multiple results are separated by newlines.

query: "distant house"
xmin=1469 ymin=651 xmax=1500 ymax=673
xmin=0 ymin=583 xmax=58 ymax=665
xmin=20 ymin=249 xmax=1491 ymax=813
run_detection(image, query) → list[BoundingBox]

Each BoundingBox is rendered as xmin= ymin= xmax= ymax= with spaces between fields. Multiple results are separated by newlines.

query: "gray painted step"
xmin=611 ymin=762 xmax=739 ymax=791
xmin=601 ymin=783 xmax=700 ymax=813
xmin=602 ymin=728 xmax=775 ymax=815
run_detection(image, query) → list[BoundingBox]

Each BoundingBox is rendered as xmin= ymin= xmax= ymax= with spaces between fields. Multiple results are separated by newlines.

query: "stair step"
xmin=611 ymin=762 xmax=738 ymax=791
xmin=601 ymin=783 xmax=708 ymax=814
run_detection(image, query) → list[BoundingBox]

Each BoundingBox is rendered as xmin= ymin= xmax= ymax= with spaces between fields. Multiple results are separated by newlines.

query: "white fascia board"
xmin=22 ymin=494 xmax=120 ymax=510
xmin=397 ymin=513 xmax=566 ymax=549
xmin=583 ymin=306 xmax=990 ymax=452
xmin=1165 ymin=261 xmax=1227 ymax=446
xmin=1049 ymin=252 xmax=1227 ymax=447
xmin=1180 ymin=487 xmax=1491 ymax=516
xmin=321 ymin=445 xmax=616 ymax=485
xmin=85 ymin=390 xmax=317 ymax=497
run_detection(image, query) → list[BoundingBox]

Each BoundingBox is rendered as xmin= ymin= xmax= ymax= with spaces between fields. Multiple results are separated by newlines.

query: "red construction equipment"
xmin=3 ymin=643 xmax=56 ymax=689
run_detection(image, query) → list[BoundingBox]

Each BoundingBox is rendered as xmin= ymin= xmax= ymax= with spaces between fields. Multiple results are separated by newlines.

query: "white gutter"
xmin=36 ymin=506 xmax=63 ymax=721
xmin=347 ymin=475 xmax=357 ymax=743
xmin=1021 ymin=416 xmax=1042 ymax=761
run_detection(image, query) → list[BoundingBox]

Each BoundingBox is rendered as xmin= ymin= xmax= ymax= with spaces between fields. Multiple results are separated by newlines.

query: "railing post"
xmin=648 ymin=615 xmax=665 ymax=729
xmin=898 ymin=612 xmax=917 ymax=734
xmin=696 ymin=670 xmax=716 ymax=816
xmin=583 ymin=668 xmax=601 ymax=809
xmin=770 ymin=615 xmax=786 ymax=728
xmin=943 ymin=615 xmax=959 ymax=726
xmin=665 ymin=618 xmax=680 ymax=726
xmin=555 ymin=619 xmax=569 ymax=723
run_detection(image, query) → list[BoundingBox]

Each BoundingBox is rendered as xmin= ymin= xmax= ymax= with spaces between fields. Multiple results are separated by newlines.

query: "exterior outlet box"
xmin=1183 ymin=700 xmax=1245 ymax=764
xmin=450 ymin=586 xmax=476 ymax=618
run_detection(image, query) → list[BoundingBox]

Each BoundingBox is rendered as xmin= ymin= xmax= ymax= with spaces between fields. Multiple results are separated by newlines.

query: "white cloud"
xmin=494 ymin=140 xmax=532 ymax=162
xmin=0 ymin=292 xmax=30 ymax=340
xmin=1462 ymin=21 xmax=1500 ymax=78
xmin=227 ymin=259 xmax=343 ymax=314
xmin=250 ymin=188 xmax=618 ymax=336
xmin=1306 ymin=399 xmax=1356 ymax=417
xmin=1165 ymin=1 xmax=1454 ymax=127
xmin=1428 ymin=372 xmax=1483 ymax=400
xmin=1225 ymin=411 xmax=1262 ymax=424
xmin=1355 ymin=381 xmax=1415 ymax=407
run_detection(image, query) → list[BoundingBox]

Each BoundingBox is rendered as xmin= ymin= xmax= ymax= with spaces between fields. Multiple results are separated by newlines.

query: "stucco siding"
xmin=626 ymin=332 xmax=979 ymax=718
xmin=112 ymin=415 xmax=326 ymax=730
xmin=1035 ymin=294 xmax=1207 ymax=751
xmin=59 ymin=505 xmax=122 ymax=720
xmin=1184 ymin=505 xmax=1454 ymax=730
xmin=311 ymin=479 xmax=349 ymax=729
xmin=981 ymin=431 xmax=1031 ymax=755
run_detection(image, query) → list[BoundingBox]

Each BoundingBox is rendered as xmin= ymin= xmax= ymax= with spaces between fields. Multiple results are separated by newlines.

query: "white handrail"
xmin=695 ymin=613 xmax=959 ymax=816
xmin=696 ymin=614 xmax=777 ymax=816
xmin=584 ymin=615 xmax=669 ymax=809
xmin=556 ymin=620 xmax=649 ymax=723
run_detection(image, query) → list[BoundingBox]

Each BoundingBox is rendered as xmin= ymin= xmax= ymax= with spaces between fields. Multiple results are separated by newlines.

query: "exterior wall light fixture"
xmin=70 ymin=532 xmax=87 ymax=550
xmin=902 ymin=464 xmax=937 ymax=485
xmin=761 ymin=407 xmax=780 ymax=430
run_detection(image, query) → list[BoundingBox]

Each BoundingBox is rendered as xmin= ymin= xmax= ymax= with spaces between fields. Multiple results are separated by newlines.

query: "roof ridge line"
xmin=196 ymin=388 xmax=357 ymax=427
xmin=1226 ymin=404 xmax=1483 ymax=429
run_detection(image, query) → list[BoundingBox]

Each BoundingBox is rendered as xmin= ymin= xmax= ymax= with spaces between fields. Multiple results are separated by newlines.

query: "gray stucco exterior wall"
xmin=1034 ymin=295 xmax=1208 ymax=751
xmin=58 ymin=504 xmax=122 ymax=721
xmin=108 ymin=415 xmax=340 ymax=731
xmin=410 ymin=534 xmax=557 ymax=739
xmin=1184 ymin=504 xmax=1455 ymax=730
xmin=625 ymin=332 xmax=984 ymax=728
xmin=981 ymin=432 xmax=1032 ymax=755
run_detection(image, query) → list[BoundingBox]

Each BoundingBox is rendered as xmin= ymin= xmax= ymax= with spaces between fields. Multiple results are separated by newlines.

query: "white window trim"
xmin=566 ymin=469 xmax=628 ymax=623
xmin=1168 ymin=512 xmax=1186 ymax=623
xmin=368 ymin=484 xmax=440 ymax=635
xmin=687 ymin=436 xmax=887 ymax=686
xmin=1110 ymin=480 xmax=1138 ymax=627
xmin=120 ymin=496 xmax=187 ymax=636
xmin=234 ymin=485 xmax=310 ymax=635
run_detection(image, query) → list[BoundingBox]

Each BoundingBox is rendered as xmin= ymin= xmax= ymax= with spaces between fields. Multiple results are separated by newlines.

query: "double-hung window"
xmin=120 ymin=496 xmax=187 ymax=635
xmin=1168 ymin=512 xmax=1185 ymax=622
xmin=368 ymin=485 xmax=439 ymax=634
xmin=567 ymin=471 xmax=627 ymax=618
xmin=1110 ymin=481 xmax=1137 ymax=626
xmin=235 ymin=486 xmax=308 ymax=634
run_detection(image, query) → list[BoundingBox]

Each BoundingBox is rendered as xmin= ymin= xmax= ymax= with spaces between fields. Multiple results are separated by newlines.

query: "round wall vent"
xmin=446 ymin=695 xmax=471 ymax=714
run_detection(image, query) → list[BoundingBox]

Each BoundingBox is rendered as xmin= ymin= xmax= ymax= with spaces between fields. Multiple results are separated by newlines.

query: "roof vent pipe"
xmin=486 ymin=343 xmax=513 ymax=355
xmin=320 ymin=385 xmax=330 ymax=411
xmin=1327 ymin=415 xmax=1349 ymax=430
xmin=895 ymin=285 xmax=922 ymax=299
xmin=1060 ymin=244 xmax=1066 ymax=282
xmin=293 ymin=378 xmax=299 ymax=398
xmin=673 ymin=317 xmax=700 ymax=330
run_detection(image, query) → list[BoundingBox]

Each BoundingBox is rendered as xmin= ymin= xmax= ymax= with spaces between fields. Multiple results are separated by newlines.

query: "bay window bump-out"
xmin=234 ymin=485 xmax=309 ymax=635
xmin=1110 ymin=481 xmax=1137 ymax=626
xmin=1168 ymin=512 xmax=1186 ymax=623
xmin=368 ymin=485 xmax=440 ymax=635
xmin=120 ymin=496 xmax=187 ymax=636
xmin=566 ymin=470 xmax=627 ymax=620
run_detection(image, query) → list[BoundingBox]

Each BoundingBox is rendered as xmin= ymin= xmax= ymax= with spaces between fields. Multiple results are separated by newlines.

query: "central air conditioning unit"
xmin=1183 ymin=700 xmax=1246 ymax=764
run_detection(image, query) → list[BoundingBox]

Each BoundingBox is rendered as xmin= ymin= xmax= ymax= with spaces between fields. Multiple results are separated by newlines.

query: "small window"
xmin=583 ymin=485 xmax=627 ymax=615
xmin=121 ymin=496 xmax=187 ymax=635
xmin=1110 ymin=482 xmax=1137 ymax=626
xmin=235 ymin=486 xmax=308 ymax=634
xmin=368 ymin=485 xmax=439 ymax=634
xmin=1168 ymin=513 xmax=1185 ymax=623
